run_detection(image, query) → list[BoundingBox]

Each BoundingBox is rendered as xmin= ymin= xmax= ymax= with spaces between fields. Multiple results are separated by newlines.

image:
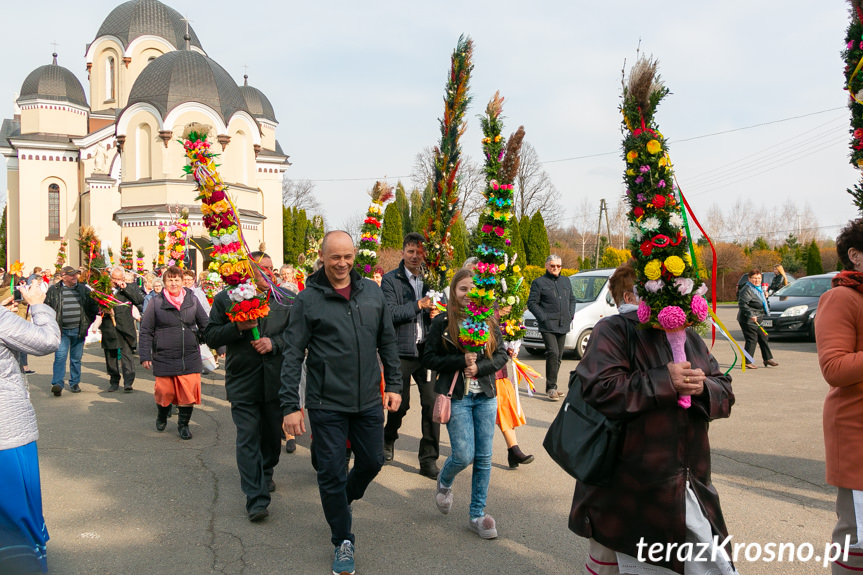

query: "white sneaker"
xmin=469 ymin=514 xmax=498 ymax=539
xmin=435 ymin=478 xmax=453 ymax=515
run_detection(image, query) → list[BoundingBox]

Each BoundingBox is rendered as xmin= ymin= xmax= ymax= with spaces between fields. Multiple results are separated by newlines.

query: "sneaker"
xmin=435 ymin=478 xmax=452 ymax=515
xmin=332 ymin=540 xmax=355 ymax=575
xmin=70 ymin=384 xmax=81 ymax=393
xmin=469 ymin=514 xmax=498 ymax=539
xmin=51 ymin=384 xmax=62 ymax=397
xmin=547 ymin=389 xmax=560 ymax=401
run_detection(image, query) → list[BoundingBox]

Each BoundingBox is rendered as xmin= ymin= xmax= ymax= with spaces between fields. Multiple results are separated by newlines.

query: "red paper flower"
xmin=633 ymin=207 xmax=644 ymax=217
xmin=653 ymin=195 xmax=666 ymax=208
xmin=640 ymin=240 xmax=653 ymax=257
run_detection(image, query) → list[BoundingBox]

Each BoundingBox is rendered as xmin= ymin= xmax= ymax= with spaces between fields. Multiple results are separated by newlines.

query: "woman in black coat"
xmin=139 ymin=266 xmax=209 ymax=439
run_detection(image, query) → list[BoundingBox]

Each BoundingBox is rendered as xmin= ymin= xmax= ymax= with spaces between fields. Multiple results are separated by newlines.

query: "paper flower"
xmin=644 ymin=260 xmax=662 ymax=280
xmin=668 ymin=213 xmax=683 ymax=228
xmin=642 ymin=217 xmax=660 ymax=231
xmin=646 ymin=140 xmax=662 ymax=154
xmin=645 ymin=279 xmax=665 ymax=293
xmin=657 ymin=305 xmax=687 ymax=330
xmin=691 ymin=296 xmax=709 ymax=322
xmin=653 ymin=195 xmax=667 ymax=207
xmin=695 ymin=283 xmax=708 ymax=297
xmin=626 ymin=150 xmax=638 ymax=163
xmin=664 ymin=256 xmax=686 ymax=276
xmin=674 ymin=277 xmax=694 ymax=295
xmin=637 ymin=301 xmax=652 ymax=324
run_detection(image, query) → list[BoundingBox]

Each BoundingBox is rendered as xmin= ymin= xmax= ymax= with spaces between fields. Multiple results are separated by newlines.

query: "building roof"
xmin=113 ymin=203 xmax=265 ymax=220
xmin=0 ymin=118 xmax=21 ymax=143
xmin=94 ymin=0 xmax=204 ymax=52
xmin=239 ymin=76 xmax=277 ymax=123
xmin=17 ymin=56 xmax=88 ymax=108
xmin=125 ymin=49 xmax=251 ymax=124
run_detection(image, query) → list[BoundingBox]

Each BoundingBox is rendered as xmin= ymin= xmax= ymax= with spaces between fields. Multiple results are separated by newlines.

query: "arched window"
xmin=137 ymin=124 xmax=151 ymax=179
xmin=48 ymin=184 xmax=60 ymax=237
xmin=105 ymin=56 xmax=115 ymax=102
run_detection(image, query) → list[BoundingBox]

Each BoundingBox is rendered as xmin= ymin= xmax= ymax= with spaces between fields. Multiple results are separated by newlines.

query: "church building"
xmin=0 ymin=0 xmax=288 ymax=271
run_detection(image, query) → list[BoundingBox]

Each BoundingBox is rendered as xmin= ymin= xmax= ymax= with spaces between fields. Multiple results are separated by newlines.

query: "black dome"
xmin=94 ymin=0 xmax=204 ymax=51
xmin=18 ymin=56 xmax=88 ymax=107
xmin=239 ymin=77 xmax=277 ymax=123
xmin=125 ymin=49 xmax=251 ymax=123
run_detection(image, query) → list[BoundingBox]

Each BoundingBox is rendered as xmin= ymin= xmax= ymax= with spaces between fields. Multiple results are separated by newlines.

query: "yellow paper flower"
xmin=644 ymin=260 xmax=662 ymax=281
xmin=9 ymin=261 xmax=23 ymax=276
xmin=627 ymin=169 xmax=636 ymax=176
xmin=494 ymin=135 xmax=502 ymax=142
xmin=626 ymin=150 xmax=638 ymax=163
xmin=684 ymin=252 xmax=692 ymax=266
xmin=665 ymin=255 xmax=686 ymax=276
xmin=513 ymin=265 xmax=521 ymax=274
xmin=646 ymin=140 xmax=662 ymax=155
xmin=658 ymin=156 xmax=668 ymax=167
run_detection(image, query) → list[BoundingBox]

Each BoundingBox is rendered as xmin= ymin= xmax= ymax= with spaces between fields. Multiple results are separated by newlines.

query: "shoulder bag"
xmin=543 ymin=318 xmax=636 ymax=485
xmin=432 ymin=372 xmax=460 ymax=424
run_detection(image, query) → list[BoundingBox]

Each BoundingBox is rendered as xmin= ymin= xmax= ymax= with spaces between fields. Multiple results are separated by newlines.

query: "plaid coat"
xmin=568 ymin=312 xmax=734 ymax=574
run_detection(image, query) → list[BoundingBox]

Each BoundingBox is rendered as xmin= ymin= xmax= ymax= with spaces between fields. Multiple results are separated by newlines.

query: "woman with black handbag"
xmin=569 ymin=262 xmax=737 ymax=575
xmin=423 ymin=268 xmax=508 ymax=539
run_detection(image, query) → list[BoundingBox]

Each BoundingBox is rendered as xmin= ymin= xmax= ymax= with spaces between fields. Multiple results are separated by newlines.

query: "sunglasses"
xmin=548 ymin=264 xmax=562 ymax=269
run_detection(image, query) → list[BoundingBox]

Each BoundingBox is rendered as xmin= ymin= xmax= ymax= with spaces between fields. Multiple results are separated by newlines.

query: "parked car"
xmin=522 ymin=268 xmax=618 ymax=359
xmin=762 ymin=272 xmax=838 ymax=341
xmin=735 ymin=271 xmax=796 ymax=298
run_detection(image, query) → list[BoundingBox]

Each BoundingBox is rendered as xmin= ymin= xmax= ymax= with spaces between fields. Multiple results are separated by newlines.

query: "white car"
xmin=522 ymin=268 xmax=618 ymax=359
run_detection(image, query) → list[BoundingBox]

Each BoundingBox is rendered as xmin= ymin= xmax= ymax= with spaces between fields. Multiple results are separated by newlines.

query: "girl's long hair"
xmin=446 ymin=268 xmax=498 ymax=358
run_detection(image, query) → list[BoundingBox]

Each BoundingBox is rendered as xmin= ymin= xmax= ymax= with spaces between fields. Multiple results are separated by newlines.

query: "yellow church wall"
xmin=6 ymin=168 xmax=20 ymax=265
xmin=121 ymin=110 xmax=163 ymax=181
xmin=260 ymin=122 xmax=277 ymax=151
xmin=90 ymin=44 xmax=123 ymax=113
xmin=85 ymin=181 xmax=122 ymax=264
xmin=128 ymin=40 xmax=168 ymax=89
xmin=257 ymin=171 xmax=284 ymax=265
xmin=19 ymin=106 xmax=87 ymax=137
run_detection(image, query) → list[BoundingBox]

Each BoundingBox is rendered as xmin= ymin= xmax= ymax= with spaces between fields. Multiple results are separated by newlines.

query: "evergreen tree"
xmin=283 ymin=207 xmax=296 ymax=264
xmin=0 ymin=205 xmax=6 ymax=269
xmin=410 ymin=188 xmax=425 ymax=235
xmin=294 ymin=208 xmax=309 ymax=261
xmin=380 ymin=203 xmax=404 ymax=249
xmin=806 ymin=240 xmax=824 ymax=275
xmin=507 ymin=213 xmax=525 ymax=267
xmin=527 ymin=211 xmax=550 ymax=266
xmin=752 ymin=237 xmax=770 ymax=251
xmin=520 ymin=215 xmax=533 ymax=264
xmin=395 ymin=182 xmax=411 ymax=236
xmin=450 ymin=216 xmax=469 ymax=269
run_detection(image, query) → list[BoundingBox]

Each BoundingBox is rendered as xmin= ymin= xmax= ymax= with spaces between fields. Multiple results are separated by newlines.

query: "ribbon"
xmin=708 ymin=309 xmax=752 ymax=374
xmin=511 ymin=357 xmax=540 ymax=396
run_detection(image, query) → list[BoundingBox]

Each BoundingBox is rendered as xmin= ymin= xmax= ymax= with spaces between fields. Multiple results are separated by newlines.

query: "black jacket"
xmin=44 ymin=281 xmax=99 ymax=338
xmin=204 ymin=287 xmax=293 ymax=403
xmin=138 ymin=290 xmax=209 ymax=377
xmin=380 ymin=261 xmax=431 ymax=358
xmin=527 ymin=271 xmax=576 ymax=334
xmin=99 ymin=284 xmax=145 ymax=349
xmin=279 ymin=268 xmax=402 ymax=415
xmin=737 ymin=282 xmax=767 ymax=323
xmin=423 ymin=313 xmax=508 ymax=399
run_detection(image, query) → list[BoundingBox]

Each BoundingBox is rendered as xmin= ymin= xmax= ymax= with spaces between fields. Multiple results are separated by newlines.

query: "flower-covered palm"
xmin=355 ymin=182 xmax=393 ymax=278
xmin=845 ymin=0 xmax=863 ymax=214
xmin=120 ymin=236 xmax=133 ymax=270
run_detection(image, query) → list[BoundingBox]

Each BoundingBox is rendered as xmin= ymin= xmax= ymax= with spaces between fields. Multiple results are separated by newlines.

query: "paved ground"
xmin=26 ymin=305 xmax=834 ymax=574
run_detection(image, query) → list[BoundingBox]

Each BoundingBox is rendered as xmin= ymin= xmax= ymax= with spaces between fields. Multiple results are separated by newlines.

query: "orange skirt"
xmin=495 ymin=377 xmax=526 ymax=432
xmin=155 ymin=374 xmax=201 ymax=406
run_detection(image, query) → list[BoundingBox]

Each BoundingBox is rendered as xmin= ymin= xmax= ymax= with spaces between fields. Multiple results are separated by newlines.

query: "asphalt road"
xmin=26 ymin=305 xmax=834 ymax=574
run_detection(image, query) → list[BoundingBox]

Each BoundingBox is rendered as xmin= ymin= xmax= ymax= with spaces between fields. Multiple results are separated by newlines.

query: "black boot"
xmin=177 ymin=406 xmax=194 ymax=440
xmin=156 ymin=404 xmax=171 ymax=431
xmin=507 ymin=445 xmax=535 ymax=469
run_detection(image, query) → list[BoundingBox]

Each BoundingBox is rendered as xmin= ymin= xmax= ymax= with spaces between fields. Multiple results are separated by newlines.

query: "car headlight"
xmin=780 ymin=305 xmax=809 ymax=317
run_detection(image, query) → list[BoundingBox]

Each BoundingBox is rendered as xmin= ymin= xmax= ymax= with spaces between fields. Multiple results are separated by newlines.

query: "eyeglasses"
xmin=548 ymin=264 xmax=561 ymax=269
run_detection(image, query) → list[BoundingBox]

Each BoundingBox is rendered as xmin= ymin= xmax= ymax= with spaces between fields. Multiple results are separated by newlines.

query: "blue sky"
xmin=1 ymin=0 xmax=857 ymax=240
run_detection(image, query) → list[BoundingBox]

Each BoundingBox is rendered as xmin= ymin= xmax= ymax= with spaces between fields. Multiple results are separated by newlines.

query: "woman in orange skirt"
xmin=138 ymin=266 xmax=209 ymax=440
xmin=495 ymin=306 xmax=533 ymax=469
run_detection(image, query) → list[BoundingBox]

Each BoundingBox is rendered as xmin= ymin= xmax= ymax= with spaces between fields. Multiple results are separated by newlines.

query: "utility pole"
xmin=593 ymin=198 xmax=608 ymax=268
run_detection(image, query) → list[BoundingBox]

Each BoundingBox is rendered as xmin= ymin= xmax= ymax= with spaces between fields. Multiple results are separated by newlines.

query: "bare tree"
xmin=609 ymin=199 xmax=630 ymax=250
xmin=573 ymin=197 xmax=595 ymax=263
xmin=411 ymin=146 xmax=436 ymax=191
xmin=456 ymin=155 xmax=485 ymax=226
xmin=513 ymin=141 xmax=563 ymax=225
xmin=340 ymin=213 xmax=364 ymax=244
xmin=282 ymin=178 xmax=322 ymax=213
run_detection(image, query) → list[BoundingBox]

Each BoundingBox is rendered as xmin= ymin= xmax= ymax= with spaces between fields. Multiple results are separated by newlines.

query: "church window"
xmin=105 ymin=56 xmax=116 ymax=102
xmin=48 ymin=184 xmax=60 ymax=237
xmin=137 ymin=124 xmax=151 ymax=179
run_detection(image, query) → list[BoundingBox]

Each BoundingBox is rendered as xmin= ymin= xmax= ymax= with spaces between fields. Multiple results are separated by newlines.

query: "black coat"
xmin=100 ymin=284 xmax=145 ymax=349
xmin=44 ymin=281 xmax=99 ymax=338
xmin=380 ymin=261 xmax=432 ymax=358
xmin=203 ymin=287 xmax=293 ymax=403
xmin=423 ymin=312 xmax=508 ymax=399
xmin=279 ymin=268 xmax=402 ymax=415
xmin=527 ymin=271 xmax=576 ymax=334
xmin=138 ymin=290 xmax=209 ymax=377
xmin=737 ymin=282 xmax=767 ymax=323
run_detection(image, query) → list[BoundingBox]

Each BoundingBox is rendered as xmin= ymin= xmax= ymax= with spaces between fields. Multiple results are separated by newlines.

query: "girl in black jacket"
xmin=423 ymin=268 xmax=508 ymax=539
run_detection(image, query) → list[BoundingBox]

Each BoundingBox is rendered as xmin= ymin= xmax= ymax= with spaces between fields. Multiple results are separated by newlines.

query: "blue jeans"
xmin=51 ymin=328 xmax=85 ymax=388
xmin=439 ymin=392 xmax=497 ymax=519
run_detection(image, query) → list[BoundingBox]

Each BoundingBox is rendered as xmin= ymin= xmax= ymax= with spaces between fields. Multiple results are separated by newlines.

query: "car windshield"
xmin=570 ymin=275 xmax=608 ymax=303
xmin=774 ymin=277 xmax=832 ymax=298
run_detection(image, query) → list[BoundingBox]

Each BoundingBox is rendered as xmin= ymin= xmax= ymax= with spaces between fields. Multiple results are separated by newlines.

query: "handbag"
xmin=543 ymin=318 xmax=635 ymax=485
xmin=432 ymin=372 xmax=460 ymax=424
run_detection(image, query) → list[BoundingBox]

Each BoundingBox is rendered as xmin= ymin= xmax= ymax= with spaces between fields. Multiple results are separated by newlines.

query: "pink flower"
xmin=635 ymin=176 xmax=644 ymax=184
xmin=849 ymin=41 xmax=856 ymax=49
xmin=637 ymin=301 xmax=652 ymax=324
xmin=695 ymin=283 xmax=708 ymax=297
xmin=657 ymin=180 xmax=666 ymax=188
xmin=645 ymin=279 xmax=664 ymax=293
xmin=490 ymin=180 xmax=499 ymax=190
xmin=691 ymin=296 xmax=709 ymax=322
xmin=674 ymin=277 xmax=694 ymax=295
xmin=482 ymin=224 xmax=492 ymax=233
xmin=657 ymin=306 xmax=687 ymax=330
xmin=639 ymin=165 xmax=650 ymax=173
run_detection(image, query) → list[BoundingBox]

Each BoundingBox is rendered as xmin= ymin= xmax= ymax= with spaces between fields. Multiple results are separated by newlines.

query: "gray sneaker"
xmin=469 ymin=514 xmax=498 ymax=539
xmin=435 ymin=478 xmax=453 ymax=515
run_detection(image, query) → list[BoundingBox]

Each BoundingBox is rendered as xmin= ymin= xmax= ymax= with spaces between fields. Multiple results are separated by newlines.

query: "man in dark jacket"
xmin=204 ymin=252 xmax=293 ymax=522
xmin=380 ymin=232 xmax=440 ymax=478
xmin=45 ymin=266 xmax=99 ymax=396
xmin=527 ymin=254 xmax=576 ymax=401
xmin=100 ymin=267 xmax=144 ymax=392
xmin=281 ymin=230 xmax=402 ymax=575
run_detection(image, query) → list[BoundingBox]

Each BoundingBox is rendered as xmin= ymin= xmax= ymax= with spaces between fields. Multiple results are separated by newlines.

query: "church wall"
xmin=90 ymin=44 xmax=123 ymax=113
xmin=6 ymin=166 xmax=20 ymax=265
xmin=19 ymin=106 xmax=88 ymax=137
xmin=260 ymin=122 xmax=277 ymax=151
xmin=257 ymin=170 xmax=284 ymax=265
xmin=86 ymin=179 xmax=122 ymax=265
xmin=128 ymin=39 xmax=169 ymax=92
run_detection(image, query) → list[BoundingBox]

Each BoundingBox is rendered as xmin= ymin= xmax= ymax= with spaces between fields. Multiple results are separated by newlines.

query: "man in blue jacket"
xmin=281 ymin=230 xmax=402 ymax=575
xmin=527 ymin=254 xmax=576 ymax=401
xmin=380 ymin=232 xmax=440 ymax=479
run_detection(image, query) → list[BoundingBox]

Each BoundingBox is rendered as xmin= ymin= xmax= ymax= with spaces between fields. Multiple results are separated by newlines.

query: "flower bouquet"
xmin=135 ymin=249 xmax=145 ymax=275
xmin=845 ymin=0 xmax=863 ymax=213
xmin=355 ymin=181 xmax=393 ymax=278
xmin=157 ymin=226 xmax=166 ymax=268
xmin=120 ymin=236 xmax=133 ymax=270
xmin=181 ymin=123 xmax=269 ymax=338
xmin=166 ymin=208 xmax=189 ymax=268
xmin=54 ymin=239 xmax=68 ymax=273
xmin=621 ymin=57 xmax=708 ymax=408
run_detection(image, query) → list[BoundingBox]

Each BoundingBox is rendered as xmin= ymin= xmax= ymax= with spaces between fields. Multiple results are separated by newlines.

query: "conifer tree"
xmin=527 ymin=211 xmax=550 ymax=266
xmin=380 ymin=203 xmax=404 ymax=249
xmin=806 ymin=240 xmax=824 ymax=275
xmin=450 ymin=216 xmax=469 ymax=268
xmin=395 ymin=182 xmax=411 ymax=236
xmin=520 ymin=215 xmax=533 ymax=264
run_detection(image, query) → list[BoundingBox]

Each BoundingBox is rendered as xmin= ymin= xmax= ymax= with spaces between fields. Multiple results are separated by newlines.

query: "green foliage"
xmin=752 ymin=237 xmax=770 ymax=251
xmin=395 ymin=182 xmax=411 ymax=236
xmin=560 ymin=268 xmax=577 ymax=277
xmin=522 ymin=264 xmax=545 ymax=286
xmin=380 ymin=203 xmax=403 ymax=249
xmin=520 ymin=215 xmax=533 ymax=264
xmin=283 ymin=207 xmax=310 ymax=265
xmin=410 ymin=188 xmax=424 ymax=234
xmin=507 ymin=214 xmax=525 ymax=268
xmin=845 ymin=6 xmax=863 ymax=215
xmin=450 ymin=216 xmax=469 ymax=269
xmin=526 ymin=211 xmax=550 ymax=266
xmin=0 ymin=206 xmax=6 ymax=269
xmin=806 ymin=240 xmax=824 ymax=275
xmin=601 ymin=246 xmax=632 ymax=268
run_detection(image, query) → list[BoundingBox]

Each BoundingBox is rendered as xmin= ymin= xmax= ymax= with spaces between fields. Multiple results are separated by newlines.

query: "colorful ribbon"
xmin=511 ymin=357 xmax=540 ymax=396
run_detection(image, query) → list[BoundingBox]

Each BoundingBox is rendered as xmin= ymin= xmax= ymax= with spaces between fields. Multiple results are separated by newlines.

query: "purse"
xmin=432 ymin=372 xmax=460 ymax=424
xmin=543 ymin=318 xmax=635 ymax=485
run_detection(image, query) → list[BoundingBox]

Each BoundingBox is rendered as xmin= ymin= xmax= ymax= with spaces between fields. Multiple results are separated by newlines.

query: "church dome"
xmin=239 ymin=76 xmax=277 ymax=123
xmin=94 ymin=0 xmax=204 ymax=52
xmin=125 ymin=48 xmax=250 ymax=123
xmin=17 ymin=55 xmax=88 ymax=107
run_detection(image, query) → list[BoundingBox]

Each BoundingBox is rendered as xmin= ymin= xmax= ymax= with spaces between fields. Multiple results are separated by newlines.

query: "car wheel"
xmin=574 ymin=329 xmax=592 ymax=360
xmin=526 ymin=347 xmax=544 ymax=357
